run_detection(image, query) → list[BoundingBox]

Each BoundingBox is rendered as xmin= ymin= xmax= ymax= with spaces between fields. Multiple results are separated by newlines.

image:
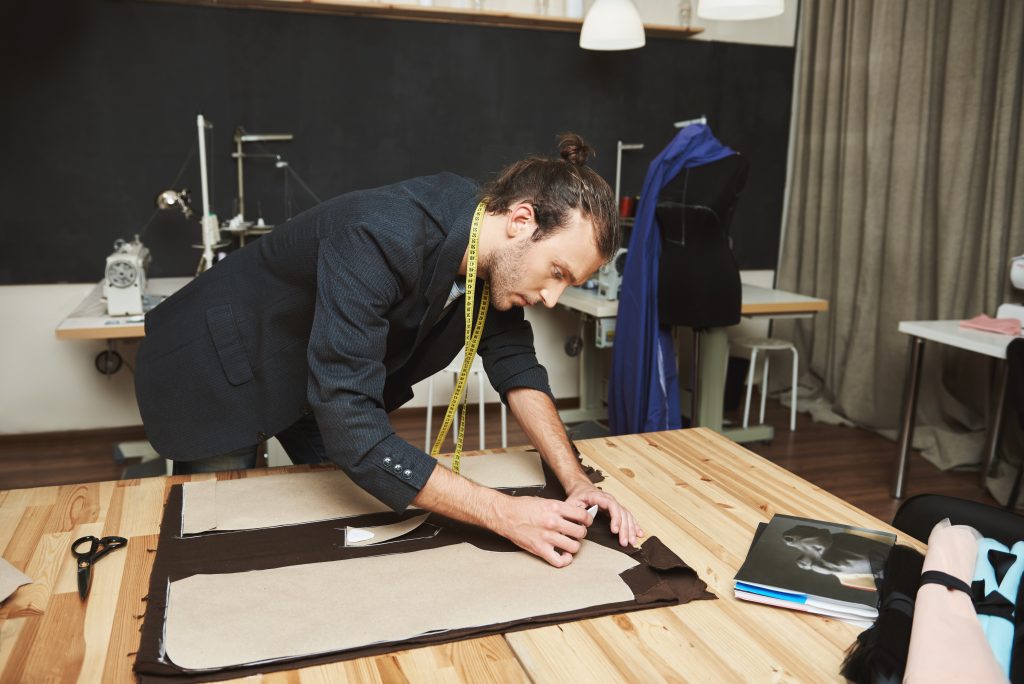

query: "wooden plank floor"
xmin=0 ymin=395 xmax=998 ymax=525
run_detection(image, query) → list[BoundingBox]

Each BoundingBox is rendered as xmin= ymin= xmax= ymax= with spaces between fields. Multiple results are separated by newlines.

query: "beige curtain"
xmin=777 ymin=0 xmax=1024 ymax=501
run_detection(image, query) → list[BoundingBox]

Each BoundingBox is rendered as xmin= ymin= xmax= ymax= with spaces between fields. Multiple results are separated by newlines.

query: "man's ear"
xmin=506 ymin=202 xmax=537 ymax=239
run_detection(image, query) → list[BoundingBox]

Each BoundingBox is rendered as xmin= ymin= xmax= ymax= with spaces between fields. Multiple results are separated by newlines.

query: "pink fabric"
xmin=903 ymin=519 xmax=1006 ymax=683
xmin=959 ymin=314 xmax=1021 ymax=336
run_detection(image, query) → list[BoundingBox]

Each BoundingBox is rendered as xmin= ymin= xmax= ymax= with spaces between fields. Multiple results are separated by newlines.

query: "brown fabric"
xmin=135 ymin=463 xmax=712 ymax=682
xmin=776 ymin=0 xmax=1024 ymax=504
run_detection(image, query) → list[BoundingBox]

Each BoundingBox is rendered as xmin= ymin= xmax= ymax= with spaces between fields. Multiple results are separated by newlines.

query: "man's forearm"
xmin=506 ymin=387 xmax=591 ymax=495
xmin=411 ymin=462 xmax=503 ymax=528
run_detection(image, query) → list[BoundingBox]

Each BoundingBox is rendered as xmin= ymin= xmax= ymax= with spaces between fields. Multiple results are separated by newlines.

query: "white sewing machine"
xmin=596 ymin=248 xmax=628 ymax=300
xmin=997 ymin=254 xmax=1024 ymax=324
xmin=103 ymin=236 xmax=151 ymax=316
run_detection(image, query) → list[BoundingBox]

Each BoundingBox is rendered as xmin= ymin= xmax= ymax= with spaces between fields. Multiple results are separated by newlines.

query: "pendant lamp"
xmin=697 ymin=0 xmax=783 ymax=21
xmin=579 ymin=0 xmax=645 ymax=51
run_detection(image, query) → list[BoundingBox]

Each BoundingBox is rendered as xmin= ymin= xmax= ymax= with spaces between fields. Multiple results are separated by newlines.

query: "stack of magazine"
xmin=733 ymin=514 xmax=897 ymax=628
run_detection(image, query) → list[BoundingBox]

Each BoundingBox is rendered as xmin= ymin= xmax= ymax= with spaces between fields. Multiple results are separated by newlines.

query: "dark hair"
xmin=483 ymin=133 xmax=620 ymax=262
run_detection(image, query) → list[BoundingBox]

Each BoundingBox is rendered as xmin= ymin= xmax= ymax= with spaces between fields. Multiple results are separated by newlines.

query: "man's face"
xmin=487 ymin=208 xmax=603 ymax=311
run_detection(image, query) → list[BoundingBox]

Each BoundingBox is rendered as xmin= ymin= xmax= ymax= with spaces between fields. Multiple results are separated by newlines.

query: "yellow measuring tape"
xmin=430 ymin=202 xmax=489 ymax=474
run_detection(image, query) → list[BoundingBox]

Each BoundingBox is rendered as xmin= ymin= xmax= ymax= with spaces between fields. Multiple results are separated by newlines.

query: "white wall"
xmin=0 ymin=284 xmax=143 ymax=433
xmin=0 ymin=282 xmax=582 ymax=434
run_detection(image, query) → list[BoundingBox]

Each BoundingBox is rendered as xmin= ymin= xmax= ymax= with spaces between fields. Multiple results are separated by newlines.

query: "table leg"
xmin=981 ymin=359 xmax=1009 ymax=484
xmin=892 ymin=336 xmax=925 ymax=499
xmin=693 ymin=327 xmax=774 ymax=443
xmin=558 ymin=314 xmax=608 ymax=424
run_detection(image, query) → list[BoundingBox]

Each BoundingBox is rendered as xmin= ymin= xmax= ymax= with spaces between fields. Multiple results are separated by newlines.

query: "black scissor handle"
xmin=72 ymin=535 xmax=127 ymax=562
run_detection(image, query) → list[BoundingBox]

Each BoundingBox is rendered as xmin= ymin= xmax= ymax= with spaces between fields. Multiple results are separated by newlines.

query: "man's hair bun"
xmin=558 ymin=132 xmax=593 ymax=166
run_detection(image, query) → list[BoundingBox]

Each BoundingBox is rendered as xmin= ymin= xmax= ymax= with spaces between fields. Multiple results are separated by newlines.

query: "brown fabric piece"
xmin=135 ymin=462 xmax=712 ymax=682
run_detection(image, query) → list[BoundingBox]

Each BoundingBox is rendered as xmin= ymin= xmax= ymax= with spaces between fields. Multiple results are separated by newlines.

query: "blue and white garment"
xmin=608 ymin=125 xmax=734 ymax=435
xmin=972 ymin=538 xmax=1024 ymax=676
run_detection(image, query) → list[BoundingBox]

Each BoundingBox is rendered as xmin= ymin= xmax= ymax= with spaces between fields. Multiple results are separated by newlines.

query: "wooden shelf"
xmin=148 ymin=0 xmax=704 ymax=39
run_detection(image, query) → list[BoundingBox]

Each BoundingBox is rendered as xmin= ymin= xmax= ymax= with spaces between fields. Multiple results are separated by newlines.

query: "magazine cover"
xmin=733 ymin=514 xmax=897 ymax=613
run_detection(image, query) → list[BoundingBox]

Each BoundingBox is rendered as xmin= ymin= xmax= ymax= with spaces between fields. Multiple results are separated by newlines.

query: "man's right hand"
xmin=412 ymin=464 xmax=593 ymax=568
xmin=488 ymin=495 xmax=591 ymax=567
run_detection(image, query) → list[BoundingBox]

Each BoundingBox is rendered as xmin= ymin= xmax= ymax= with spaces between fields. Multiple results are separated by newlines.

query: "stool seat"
xmin=731 ymin=337 xmax=799 ymax=432
xmin=733 ymin=336 xmax=795 ymax=351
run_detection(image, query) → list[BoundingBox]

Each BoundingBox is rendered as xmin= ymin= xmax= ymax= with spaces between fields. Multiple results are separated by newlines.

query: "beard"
xmin=485 ymin=238 xmax=531 ymax=310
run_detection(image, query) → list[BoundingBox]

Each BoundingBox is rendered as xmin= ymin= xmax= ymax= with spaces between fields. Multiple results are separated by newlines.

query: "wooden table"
xmin=0 ymin=429 xmax=918 ymax=682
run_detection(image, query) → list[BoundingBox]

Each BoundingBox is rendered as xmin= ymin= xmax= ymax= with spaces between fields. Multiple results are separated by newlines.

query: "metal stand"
xmin=892 ymin=336 xmax=926 ymax=499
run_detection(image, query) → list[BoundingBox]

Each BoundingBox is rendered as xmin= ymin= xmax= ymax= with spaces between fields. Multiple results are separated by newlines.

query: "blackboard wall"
xmin=0 ymin=0 xmax=794 ymax=284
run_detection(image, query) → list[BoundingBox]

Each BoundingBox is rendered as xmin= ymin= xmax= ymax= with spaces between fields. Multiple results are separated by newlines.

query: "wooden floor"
xmin=0 ymin=395 xmax=998 ymax=525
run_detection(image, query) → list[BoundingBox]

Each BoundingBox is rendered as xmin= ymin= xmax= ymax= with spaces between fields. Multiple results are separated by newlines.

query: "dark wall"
xmin=0 ymin=0 xmax=794 ymax=284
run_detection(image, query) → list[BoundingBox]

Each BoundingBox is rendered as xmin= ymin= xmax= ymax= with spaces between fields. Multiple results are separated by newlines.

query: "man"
xmin=135 ymin=133 xmax=642 ymax=567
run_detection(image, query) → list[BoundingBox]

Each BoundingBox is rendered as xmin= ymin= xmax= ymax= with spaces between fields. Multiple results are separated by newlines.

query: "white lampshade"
xmin=697 ymin=0 xmax=784 ymax=21
xmin=580 ymin=0 xmax=645 ymax=51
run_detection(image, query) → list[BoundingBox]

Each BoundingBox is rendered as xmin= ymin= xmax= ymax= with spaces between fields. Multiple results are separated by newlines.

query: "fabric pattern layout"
xmin=180 ymin=448 xmax=546 ymax=534
xmin=165 ymin=541 xmax=637 ymax=670
xmin=136 ymin=458 xmax=712 ymax=683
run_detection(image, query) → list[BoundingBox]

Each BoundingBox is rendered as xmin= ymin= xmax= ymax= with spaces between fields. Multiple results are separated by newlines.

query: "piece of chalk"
xmin=345 ymin=527 xmax=374 ymax=544
xmin=586 ymin=504 xmax=598 ymax=521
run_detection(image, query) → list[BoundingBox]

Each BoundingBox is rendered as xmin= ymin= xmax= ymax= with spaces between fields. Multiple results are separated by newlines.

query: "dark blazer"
xmin=135 ymin=173 xmax=551 ymax=511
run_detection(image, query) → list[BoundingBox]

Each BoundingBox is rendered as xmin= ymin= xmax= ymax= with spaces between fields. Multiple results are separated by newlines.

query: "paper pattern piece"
xmin=164 ymin=540 xmax=636 ymax=671
xmin=0 ymin=557 xmax=32 ymax=602
xmin=434 ymin=448 xmax=545 ymax=488
xmin=181 ymin=470 xmax=390 ymax=534
xmin=180 ymin=449 xmax=545 ymax=535
xmin=344 ymin=513 xmax=432 ymax=547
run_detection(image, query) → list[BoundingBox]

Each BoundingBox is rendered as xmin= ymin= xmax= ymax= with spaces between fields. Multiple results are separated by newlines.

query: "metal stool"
xmin=425 ymin=352 xmax=507 ymax=452
xmin=733 ymin=337 xmax=798 ymax=432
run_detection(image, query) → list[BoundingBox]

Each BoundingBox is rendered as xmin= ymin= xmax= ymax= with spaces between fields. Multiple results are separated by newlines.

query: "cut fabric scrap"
xmin=343 ymin=513 xmax=432 ymax=547
xmin=0 ymin=557 xmax=31 ymax=603
xmin=903 ymin=519 xmax=1005 ymax=683
xmin=164 ymin=540 xmax=638 ymax=671
xmin=960 ymin=314 xmax=1022 ymax=337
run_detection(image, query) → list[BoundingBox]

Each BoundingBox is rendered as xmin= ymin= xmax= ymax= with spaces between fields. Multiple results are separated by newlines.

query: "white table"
xmin=892 ymin=320 xmax=1018 ymax=498
xmin=558 ymin=284 xmax=828 ymax=443
xmin=54 ymin=276 xmax=191 ymax=340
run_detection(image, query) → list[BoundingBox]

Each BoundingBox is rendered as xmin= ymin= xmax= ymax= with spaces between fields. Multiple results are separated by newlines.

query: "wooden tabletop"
xmin=0 ymin=429 xmax=918 ymax=682
xmin=559 ymin=283 xmax=828 ymax=319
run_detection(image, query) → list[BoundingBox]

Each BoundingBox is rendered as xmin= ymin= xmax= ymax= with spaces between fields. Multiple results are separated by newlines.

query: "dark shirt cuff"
xmin=494 ymin=365 xmax=553 ymax=405
xmin=353 ymin=434 xmax=436 ymax=512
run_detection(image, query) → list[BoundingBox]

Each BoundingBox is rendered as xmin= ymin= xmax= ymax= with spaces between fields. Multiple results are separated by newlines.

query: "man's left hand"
xmin=564 ymin=484 xmax=644 ymax=548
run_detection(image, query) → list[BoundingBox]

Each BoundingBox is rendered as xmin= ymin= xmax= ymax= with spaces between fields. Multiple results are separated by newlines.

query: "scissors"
xmin=72 ymin=535 xmax=127 ymax=600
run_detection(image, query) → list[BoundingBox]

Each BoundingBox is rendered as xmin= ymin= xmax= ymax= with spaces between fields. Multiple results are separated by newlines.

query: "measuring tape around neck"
xmin=430 ymin=202 xmax=490 ymax=474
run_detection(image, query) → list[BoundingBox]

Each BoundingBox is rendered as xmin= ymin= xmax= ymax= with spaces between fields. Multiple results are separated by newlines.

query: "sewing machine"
xmin=997 ymin=254 xmax=1024 ymax=323
xmin=596 ymin=248 xmax=628 ymax=300
xmin=103 ymin=236 xmax=150 ymax=316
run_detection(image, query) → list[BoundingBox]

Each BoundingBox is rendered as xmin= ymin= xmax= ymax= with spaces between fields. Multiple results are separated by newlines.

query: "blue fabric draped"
xmin=608 ymin=124 xmax=734 ymax=435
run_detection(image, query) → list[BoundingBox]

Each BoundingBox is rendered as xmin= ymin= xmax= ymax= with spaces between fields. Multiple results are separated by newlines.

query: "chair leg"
xmin=790 ymin=346 xmax=799 ymax=431
xmin=501 ymin=402 xmax=508 ymax=448
xmin=759 ymin=354 xmax=770 ymax=425
xmin=743 ymin=348 xmax=758 ymax=429
xmin=425 ymin=377 xmax=434 ymax=452
xmin=477 ymin=370 xmax=485 ymax=450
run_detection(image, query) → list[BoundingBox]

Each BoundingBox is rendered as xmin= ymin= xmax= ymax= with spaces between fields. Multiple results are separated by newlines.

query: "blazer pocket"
xmin=206 ymin=304 xmax=255 ymax=386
